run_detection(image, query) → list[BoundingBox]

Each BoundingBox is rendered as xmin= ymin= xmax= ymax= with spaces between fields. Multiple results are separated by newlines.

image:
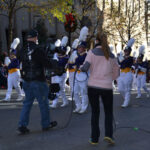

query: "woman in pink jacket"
xmin=81 ymin=33 xmax=119 ymax=145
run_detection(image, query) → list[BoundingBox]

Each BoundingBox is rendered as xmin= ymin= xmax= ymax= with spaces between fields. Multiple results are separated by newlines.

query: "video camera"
xmin=45 ymin=38 xmax=56 ymax=59
xmin=45 ymin=38 xmax=66 ymax=59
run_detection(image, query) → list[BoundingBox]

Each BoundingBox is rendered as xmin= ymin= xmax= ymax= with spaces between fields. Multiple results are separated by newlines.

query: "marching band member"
xmin=117 ymin=38 xmax=135 ymax=108
xmin=68 ymin=38 xmax=79 ymax=95
xmin=3 ymin=38 xmax=23 ymax=101
xmin=73 ymin=26 xmax=89 ymax=114
xmin=50 ymin=36 xmax=69 ymax=108
xmin=135 ymin=45 xmax=150 ymax=98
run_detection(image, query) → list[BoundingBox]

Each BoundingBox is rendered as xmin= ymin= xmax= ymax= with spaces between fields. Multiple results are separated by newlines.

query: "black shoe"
xmin=88 ymin=138 xmax=98 ymax=145
xmin=42 ymin=121 xmax=57 ymax=131
xmin=17 ymin=126 xmax=30 ymax=135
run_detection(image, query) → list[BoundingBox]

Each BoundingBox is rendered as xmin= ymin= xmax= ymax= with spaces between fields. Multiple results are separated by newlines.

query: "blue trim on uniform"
xmin=119 ymin=57 xmax=133 ymax=69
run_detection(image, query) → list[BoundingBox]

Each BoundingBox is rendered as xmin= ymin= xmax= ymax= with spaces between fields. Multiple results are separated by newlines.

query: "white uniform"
xmin=4 ymin=58 xmax=23 ymax=101
xmin=74 ymin=71 xmax=88 ymax=113
xmin=118 ymin=71 xmax=133 ymax=107
xmin=135 ymin=62 xmax=150 ymax=98
xmin=50 ymin=55 xmax=69 ymax=108
xmin=50 ymin=74 xmax=68 ymax=107
xmin=131 ymin=65 xmax=137 ymax=90
xmin=72 ymin=51 xmax=88 ymax=113
xmin=117 ymin=56 xmax=133 ymax=107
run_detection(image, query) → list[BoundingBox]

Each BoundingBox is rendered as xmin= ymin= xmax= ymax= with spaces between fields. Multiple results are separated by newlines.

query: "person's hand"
xmin=53 ymin=53 xmax=58 ymax=61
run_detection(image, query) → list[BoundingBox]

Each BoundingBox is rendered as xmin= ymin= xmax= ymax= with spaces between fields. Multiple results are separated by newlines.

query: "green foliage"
xmin=0 ymin=0 xmax=73 ymax=52
xmin=33 ymin=0 xmax=73 ymax=22
xmin=0 ymin=0 xmax=73 ymax=22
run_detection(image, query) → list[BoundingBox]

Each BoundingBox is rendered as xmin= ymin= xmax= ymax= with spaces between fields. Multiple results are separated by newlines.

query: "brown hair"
xmin=96 ymin=32 xmax=110 ymax=60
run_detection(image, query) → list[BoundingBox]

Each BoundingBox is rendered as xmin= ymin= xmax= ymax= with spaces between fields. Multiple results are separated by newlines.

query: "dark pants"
xmin=0 ymin=75 xmax=7 ymax=87
xmin=88 ymin=87 xmax=113 ymax=142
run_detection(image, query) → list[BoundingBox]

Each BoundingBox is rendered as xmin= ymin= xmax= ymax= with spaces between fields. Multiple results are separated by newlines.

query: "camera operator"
xmin=16 ymin=29 xmax=58 ymax=134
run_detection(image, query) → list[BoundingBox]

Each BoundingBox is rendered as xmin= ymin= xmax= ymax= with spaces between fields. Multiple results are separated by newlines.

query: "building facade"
xmin=0 ymin=6 xmax=66 ymax=52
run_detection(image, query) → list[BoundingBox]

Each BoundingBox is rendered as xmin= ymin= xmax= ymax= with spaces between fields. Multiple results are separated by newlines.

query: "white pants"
xmin=5 ymin=71 xmax=22 ymax=99
xmin=69 ymin=72 xmax=75 ymax=95
xmin=51 ymin=73 xmax=68 ymax=105
xmin=74 ymin=76 xmax=88 ymax=111
xmin=136 ymin=74 xmax=149 ymax=96
xmin=118 ymin=72 xmax=133 ymax=106
xmin=132 ymin=73 xmax=137 ymax=90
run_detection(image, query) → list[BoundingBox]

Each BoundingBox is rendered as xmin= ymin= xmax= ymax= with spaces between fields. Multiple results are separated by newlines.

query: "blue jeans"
xmin=18 ymin=81 xmax=50 ymax=128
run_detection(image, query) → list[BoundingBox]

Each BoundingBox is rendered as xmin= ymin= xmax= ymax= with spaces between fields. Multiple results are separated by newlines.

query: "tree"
xmin=0 ymin=0 xmax=73 ymax=54
xmin=104 ymin=0 xmax=146 ymax=48
xmin=0 ymin=0 xmax=20 ymax=54
xmin=73 ymin=0 xmax=104 ymax=45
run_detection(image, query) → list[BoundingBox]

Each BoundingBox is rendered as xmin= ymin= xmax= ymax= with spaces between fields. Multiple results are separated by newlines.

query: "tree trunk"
xmin=132 ymin=0 xmax=135 ymax=16
xmin=139 ymin=0 xmax=140 ymax=20
xmin=8 ymin=9 xmax=14 ymax=55
xmin=103 ymin=0 xmax=105 ymax=10
xmin=118 ymin=0 xmax=120 ymax=15
xmin=128 ymin=17 xmax=131 ymax=40
xmin=111 ymin=0 xmax=113 ymax=15
xmin=98 ymin=10 xmax=104 ymax=34
xmin=126 ymin=0 xmax=128 ymax=16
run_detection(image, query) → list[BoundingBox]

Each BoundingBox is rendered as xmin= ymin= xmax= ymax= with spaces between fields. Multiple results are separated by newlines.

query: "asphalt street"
xmin=0 ymin=86 xmax=150 ymax=150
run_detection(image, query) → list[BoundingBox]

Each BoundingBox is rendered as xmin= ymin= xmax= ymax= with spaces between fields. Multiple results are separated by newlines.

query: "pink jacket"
xmin=81 ymin=47 xmax=120 ymax=89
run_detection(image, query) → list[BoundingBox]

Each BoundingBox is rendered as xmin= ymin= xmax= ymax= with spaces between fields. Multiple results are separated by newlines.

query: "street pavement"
xmin=0 ymin=86 xmax=150 ymax=150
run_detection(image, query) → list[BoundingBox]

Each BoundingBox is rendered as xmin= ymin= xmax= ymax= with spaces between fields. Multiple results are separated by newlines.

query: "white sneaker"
xmin=136 ymin=95 xmax=141 ymax=99
xmin=121 ymin=104 xmax=128 ymax=108
xmin=16 ymin=96 xmax=23 ymax=101
xmin=79 ymin=109 xmax=87 ymax=114
xmin=73 ymin=107 xmax=81 ymax=113
xmin=60 ymin=101 xmax=69 ymax=107
xmin=3 ymin=97 xmax=10 ymax=101
xmin=21 ymin=94 xmax=25 ymax=97
xmin=49 ymin=104 xmax=57 ymax=108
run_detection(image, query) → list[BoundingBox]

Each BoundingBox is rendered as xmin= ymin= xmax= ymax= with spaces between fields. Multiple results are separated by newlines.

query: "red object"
xmin=65 ymin=13 xmax=75 ymax=25
xmin=64 ymin=13 xmax=77 ymax=33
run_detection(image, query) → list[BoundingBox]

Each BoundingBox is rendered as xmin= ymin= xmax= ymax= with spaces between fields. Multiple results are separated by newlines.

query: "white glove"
xmin=53 ymin=53 xmax=58 ymax=61
xmin=140 ymin=67 xmax=146 ymax=73
xmin=72 ymin=65 xmax=77 ymax=69
xmin=118 ymin=51 xmax=124 ymax=63
xmin=118 ymin=55 xmax=124 ymax=63
xmin=131 ymin=65 xmax=135 ymax=69
xmin=68 ymin=51 xmax=78 ymax=64
xmin=4 ymin=57 xmax=11 ymax=66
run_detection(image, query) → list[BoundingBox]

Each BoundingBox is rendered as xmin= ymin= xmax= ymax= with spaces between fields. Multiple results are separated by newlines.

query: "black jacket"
xmin=17 ymin=41 xmax=58 ymax=82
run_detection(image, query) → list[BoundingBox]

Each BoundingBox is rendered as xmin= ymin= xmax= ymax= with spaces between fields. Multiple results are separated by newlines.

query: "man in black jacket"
xmin=17 ymin=29 xmax=58 ymax=134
